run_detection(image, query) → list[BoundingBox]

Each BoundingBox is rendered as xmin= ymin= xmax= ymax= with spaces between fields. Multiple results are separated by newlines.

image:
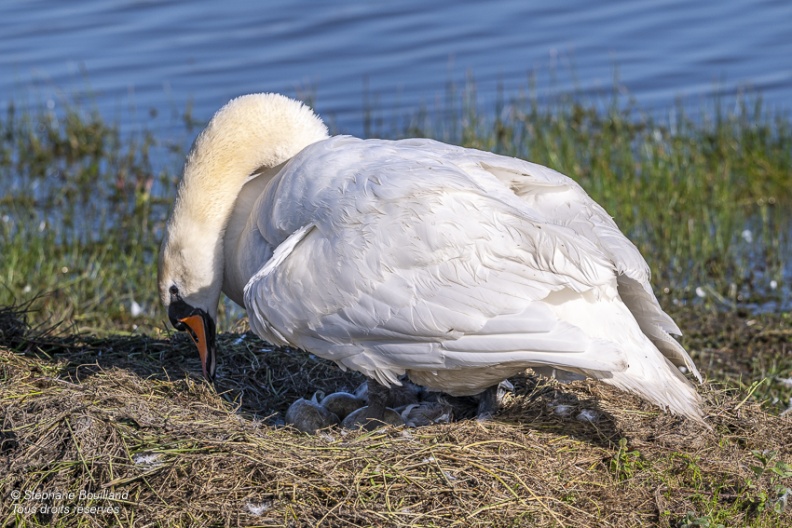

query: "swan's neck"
xmin=176 ymin=94 xmax=329 ymax=231
xmin=161 ymin=93 xmax=328 ymax=317
xmin=221 ymin=162 xmax=285 ymax=305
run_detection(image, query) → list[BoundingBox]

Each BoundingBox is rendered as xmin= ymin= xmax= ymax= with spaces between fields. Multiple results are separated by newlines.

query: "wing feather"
xmin=244 ymin=137 xmax=630 ymax=391
xmin=458 ymin=146 xmax=698 ymax=377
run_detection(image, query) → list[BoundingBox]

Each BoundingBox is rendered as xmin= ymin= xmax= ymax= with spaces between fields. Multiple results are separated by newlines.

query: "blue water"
xmin=2 ymin=0 xmax=791 ymax=155
xmin=1 ymin=0 xmax=790 ymax=313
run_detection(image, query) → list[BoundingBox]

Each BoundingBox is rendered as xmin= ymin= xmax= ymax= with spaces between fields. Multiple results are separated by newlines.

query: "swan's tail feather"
xmin=548 ymin=294 xmax=708 ymax=427
xmin=591 ymin=354 xmax=707 ymax=427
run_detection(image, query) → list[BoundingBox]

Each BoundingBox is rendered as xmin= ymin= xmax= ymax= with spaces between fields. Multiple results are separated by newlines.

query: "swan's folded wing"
xmin=453 ymin=147 xmax=700 ymax=380
xmin=243 ymin=153 xmax=631 ymax=387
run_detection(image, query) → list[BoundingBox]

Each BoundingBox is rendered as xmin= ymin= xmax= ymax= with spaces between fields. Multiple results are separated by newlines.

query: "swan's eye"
xmin=169 ymin=285 xmax=180 ymax=299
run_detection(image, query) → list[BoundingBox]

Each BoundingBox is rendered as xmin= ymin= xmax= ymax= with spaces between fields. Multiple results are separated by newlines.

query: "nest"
xmin=2 ymin=305 xmax=791 ymax=527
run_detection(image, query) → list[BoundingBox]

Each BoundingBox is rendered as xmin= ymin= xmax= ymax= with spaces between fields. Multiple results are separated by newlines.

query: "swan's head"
xmin=159 ymin=227 xmax=221 ymax=381
xmin=158 ymin=93 xmax=328 ymax=381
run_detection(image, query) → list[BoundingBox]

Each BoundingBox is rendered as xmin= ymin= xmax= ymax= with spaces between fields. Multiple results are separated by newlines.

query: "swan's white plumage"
xmin=160 ymin=93 xmax=705 ymax=424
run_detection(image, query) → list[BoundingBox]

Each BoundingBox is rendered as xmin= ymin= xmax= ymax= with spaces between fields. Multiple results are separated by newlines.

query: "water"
xmin=2 ymin=0 xmax=791 ymax=157
xmin=1 ymin=0 xmax=791 ymax=313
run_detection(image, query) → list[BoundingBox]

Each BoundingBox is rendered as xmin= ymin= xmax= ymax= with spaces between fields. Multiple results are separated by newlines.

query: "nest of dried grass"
xmin=1 ymin=305 xmax=791 ymax=527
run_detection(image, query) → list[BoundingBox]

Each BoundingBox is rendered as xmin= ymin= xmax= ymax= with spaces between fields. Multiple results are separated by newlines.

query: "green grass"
xmin=0 ymin=101 xmax=169 ymax=331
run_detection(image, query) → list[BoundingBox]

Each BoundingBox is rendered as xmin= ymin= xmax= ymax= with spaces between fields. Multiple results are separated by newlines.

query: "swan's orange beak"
xmin=178 ymin=313 xmax=217 ymax=381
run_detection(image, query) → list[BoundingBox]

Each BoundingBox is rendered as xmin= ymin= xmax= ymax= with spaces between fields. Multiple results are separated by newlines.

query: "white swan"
xmin=158 ymin=93 xmax=705 ymax=425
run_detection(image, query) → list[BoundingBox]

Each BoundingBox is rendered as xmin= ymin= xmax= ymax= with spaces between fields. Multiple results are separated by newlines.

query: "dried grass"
xmin=1 ymin=305 xmax=791 ymax=527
